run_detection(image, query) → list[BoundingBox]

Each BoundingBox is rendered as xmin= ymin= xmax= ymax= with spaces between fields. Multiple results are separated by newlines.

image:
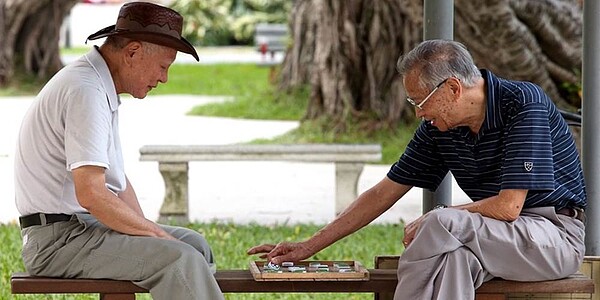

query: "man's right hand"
xmin=247 ymin=241 xmax=315 ymax=265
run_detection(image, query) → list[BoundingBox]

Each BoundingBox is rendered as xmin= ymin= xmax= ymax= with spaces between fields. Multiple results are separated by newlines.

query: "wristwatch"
xmin=432 ymin=204 xmax=448 ymax=211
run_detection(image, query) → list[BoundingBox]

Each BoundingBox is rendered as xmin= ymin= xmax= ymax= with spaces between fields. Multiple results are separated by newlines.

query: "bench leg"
xmin=334 ymin=163 xmax=364 ymax=215
xmin=100 ymin=293 xmax=136 ymax=300
xmin=157 ymin=162 xmax=189 ymax=225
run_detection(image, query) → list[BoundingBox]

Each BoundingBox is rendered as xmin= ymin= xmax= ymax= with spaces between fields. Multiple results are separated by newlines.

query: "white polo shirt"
xmin=14 ymin=47 xmax=126 ymax=215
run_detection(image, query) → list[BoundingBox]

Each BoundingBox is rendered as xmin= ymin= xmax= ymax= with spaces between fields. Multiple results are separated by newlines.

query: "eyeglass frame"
xmin=406 ymin=78 xmax=449 ymax=110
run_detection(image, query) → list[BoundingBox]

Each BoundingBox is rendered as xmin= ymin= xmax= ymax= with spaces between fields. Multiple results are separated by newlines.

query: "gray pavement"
xmin=0 ymin=95 xmax=470 ymax=226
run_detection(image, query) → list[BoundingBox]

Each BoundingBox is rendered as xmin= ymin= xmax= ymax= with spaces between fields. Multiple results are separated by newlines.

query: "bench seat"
xmin=11 ymin=269 xmax=594 ymax=300
xmin=139 ymin=144 xmax=382 ymax=224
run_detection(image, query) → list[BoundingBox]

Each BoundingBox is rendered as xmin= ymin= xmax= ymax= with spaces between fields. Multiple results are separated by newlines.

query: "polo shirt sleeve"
xmin=64 ymin=88 xmax=112 ymax=171
xmin=500 ymin=102 xmax=554 ymax=191
xmin=387 ymin=123 xmax=449 ymax=191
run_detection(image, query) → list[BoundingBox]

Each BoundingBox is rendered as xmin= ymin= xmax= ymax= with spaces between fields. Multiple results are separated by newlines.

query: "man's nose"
xmin=159 ymin=71 xmax=168 ymax=83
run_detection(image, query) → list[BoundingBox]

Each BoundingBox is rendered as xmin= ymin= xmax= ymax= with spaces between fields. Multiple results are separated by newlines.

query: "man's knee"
xmin=421 ymin=208 xmax=474 ymax=232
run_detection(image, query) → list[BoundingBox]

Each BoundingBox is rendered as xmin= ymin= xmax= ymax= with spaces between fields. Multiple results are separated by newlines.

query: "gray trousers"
xmin=21 ymin=213 xmax=224 ymax=300
xmin=394 ymin=207 xmax=585 ymax=300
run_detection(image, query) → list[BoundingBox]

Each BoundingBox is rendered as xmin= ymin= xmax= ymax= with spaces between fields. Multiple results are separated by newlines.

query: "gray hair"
xmin=103 ymin=36 xmax=170 ymax=54
xmin=396 ymin=40 xmax=481 ymax=90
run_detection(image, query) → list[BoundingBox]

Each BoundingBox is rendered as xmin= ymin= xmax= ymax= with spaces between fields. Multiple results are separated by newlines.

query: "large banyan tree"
xmin=279 ymin=0 xmax=582 ymax=127
xmin=0 ymin=0 xmax=78 ymax=85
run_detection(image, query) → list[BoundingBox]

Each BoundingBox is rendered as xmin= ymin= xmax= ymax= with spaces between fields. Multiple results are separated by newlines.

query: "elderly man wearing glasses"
xmin=248 ymin=39 xmax=586 ymax=299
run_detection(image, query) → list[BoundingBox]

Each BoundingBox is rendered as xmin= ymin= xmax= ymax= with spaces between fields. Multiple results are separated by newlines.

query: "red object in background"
xmin=259 ymin=43 xmax=268 ymax=55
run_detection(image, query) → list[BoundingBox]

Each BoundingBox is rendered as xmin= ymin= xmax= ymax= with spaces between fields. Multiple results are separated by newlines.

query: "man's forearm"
xmin=119 ymin=176 xmax=145 ymax=217
xmin=308 ymin=178 xmax=409 ymax=251
xmin=455 ymin=189 xmax=527 ymax=221
xmin=73 ymin=167 xmax=171 ymax=239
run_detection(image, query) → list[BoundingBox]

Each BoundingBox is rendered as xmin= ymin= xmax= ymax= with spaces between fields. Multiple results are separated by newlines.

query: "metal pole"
xmin=582 ymin=0 xmax=600 ymax=255
xmin=422 ymin=0 xmax=454 ymax=213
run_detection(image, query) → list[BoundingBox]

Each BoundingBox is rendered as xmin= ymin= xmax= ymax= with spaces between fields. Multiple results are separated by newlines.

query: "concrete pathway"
xmin=0 ymin=95 xmax=470 ymax=226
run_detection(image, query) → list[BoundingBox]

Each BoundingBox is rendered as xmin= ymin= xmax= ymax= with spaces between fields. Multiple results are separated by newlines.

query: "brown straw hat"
xmin=86 ymin=1 xmax=199 ymax=61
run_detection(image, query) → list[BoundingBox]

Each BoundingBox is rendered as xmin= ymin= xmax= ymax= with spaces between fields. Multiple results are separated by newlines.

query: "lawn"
xmin=2 ymin=222 xmax=405 ymax=299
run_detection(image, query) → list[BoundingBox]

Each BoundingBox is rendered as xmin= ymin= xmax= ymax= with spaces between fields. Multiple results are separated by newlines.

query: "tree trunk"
xmin=280 ymin=0 xmax=582 ymax=128
xmin=280 ymin=0 xmax=422 ymax=127
xmin=455 ymin=0 xmax=582 ymax=110
xmin=0 ymin=0 xmax=78 ymax=85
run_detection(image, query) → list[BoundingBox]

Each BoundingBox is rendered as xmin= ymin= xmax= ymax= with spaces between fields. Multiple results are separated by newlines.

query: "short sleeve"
xmin=64 ymin=88 xmax=112 ymax=170
xmin=387 ymin=123 xmax=449 ymax=191
xmin=500 ymin=102 xmax=554 ymax=191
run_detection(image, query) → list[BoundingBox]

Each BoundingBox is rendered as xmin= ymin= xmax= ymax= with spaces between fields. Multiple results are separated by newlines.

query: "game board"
xmin=249 ymin=260 xmax=369 ymax=281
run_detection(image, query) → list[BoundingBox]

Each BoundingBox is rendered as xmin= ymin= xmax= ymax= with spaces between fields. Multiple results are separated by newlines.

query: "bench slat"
xmin=139 ymin=144 xmax=382 ymax=163
xmin=11 ymin=272 xmax=145 ymax=294
xmin=12 ymin=269 xmax=594 ymax=295
xmin=476 ymin=272 xmax=594 ymax=293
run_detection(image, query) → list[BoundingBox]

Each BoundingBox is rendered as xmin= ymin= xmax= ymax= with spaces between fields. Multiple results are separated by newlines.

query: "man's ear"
xmin=448 ymin=77 xmax=462 ymax=101
xmin=124 ymin=41 xmax=143 ymax=65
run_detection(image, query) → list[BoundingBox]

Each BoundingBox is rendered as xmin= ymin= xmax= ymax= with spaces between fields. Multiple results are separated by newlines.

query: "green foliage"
xmin=169 ymin=0 xmax=291 ymax=46
xmin=2 ymin=222 xmax=405 ymax=300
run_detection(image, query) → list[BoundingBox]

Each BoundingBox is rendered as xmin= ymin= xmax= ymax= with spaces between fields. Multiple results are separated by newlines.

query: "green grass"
xmin=2 ymin=222 xmax=405 ymax=299
xmin=151 ymin=63 xmax=274 ymax=97
xmin=0 ymin=71 xmax=47 ymax=96
xmin=251 ymin=117 xmax=419 ymax=164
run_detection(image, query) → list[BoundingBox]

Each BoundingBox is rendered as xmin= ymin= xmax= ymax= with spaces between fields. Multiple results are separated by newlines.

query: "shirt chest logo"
xmin=524 ymin=162 xmax=533 ymax=172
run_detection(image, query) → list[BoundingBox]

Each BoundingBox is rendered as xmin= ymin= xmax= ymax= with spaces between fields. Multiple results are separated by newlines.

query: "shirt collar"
xmin=480 ymin=69 xmax=504 ymax=132
xmin=84 ymin=46 xmax=120 ymax=112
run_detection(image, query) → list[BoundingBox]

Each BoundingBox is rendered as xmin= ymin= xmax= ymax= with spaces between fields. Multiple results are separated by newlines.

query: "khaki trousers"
xmin=394 ymin=207 xmax=585 ymax=300
xmin=21 ymin=213 xmax=224 ymax=300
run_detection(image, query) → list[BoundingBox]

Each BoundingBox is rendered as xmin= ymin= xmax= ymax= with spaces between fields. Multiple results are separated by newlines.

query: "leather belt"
xmin=556 ymin=207 xmax=586 ymax=223
xmin=19 ymin=213 xmax=73 ymax=229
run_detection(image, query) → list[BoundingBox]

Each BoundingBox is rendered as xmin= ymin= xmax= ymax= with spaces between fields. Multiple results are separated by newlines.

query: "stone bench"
xmin=139 ymin=144 xmax=382 ymax=224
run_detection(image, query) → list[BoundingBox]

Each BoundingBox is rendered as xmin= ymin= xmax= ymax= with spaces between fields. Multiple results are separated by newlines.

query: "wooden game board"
xmin=249 ymin=260 xmax=369 ymax=281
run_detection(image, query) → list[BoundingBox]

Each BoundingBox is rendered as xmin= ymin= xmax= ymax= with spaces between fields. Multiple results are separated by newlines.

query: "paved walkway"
xmin=0 ymin=95 xmax=470 ymax=226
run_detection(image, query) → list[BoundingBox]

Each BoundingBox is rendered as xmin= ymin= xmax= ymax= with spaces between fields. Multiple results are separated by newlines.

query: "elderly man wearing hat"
xmin=14 ymin=2 xmax=224 ymax=299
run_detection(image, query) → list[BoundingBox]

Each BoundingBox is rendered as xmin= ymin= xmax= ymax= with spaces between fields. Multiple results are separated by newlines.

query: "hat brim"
xmin=87 ymin=25 xmax=199 ymax=61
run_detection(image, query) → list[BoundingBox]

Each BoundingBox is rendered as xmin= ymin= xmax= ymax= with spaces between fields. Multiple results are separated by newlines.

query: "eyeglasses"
xmin=406 ymin=79 xmax=448 ymax=110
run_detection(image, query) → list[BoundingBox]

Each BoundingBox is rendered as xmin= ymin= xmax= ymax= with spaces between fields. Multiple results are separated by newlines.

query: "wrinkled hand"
xmin=403 ymin=213 xmax=427 ymax=247
xmin=247 ymin=241 xmax=315 ymax=265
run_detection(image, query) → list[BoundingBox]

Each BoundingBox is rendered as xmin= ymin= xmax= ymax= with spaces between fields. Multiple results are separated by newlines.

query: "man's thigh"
xmin=427 ymin=207 xmax=585 ymax=280
xmin=22 ymin=214 xmax=204 ymax=280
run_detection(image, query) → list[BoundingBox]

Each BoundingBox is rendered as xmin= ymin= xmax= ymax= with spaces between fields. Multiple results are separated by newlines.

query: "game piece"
xmin=282 ymin=262 xmax=294 ymax=267
xmin=288 ymin=266 xmax=306 ymax=273
xmin=265 ymin=261 xmax=280 ymax=271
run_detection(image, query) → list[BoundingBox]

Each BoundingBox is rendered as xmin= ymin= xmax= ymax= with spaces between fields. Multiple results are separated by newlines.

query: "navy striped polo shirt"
xmin=388 ymin=69 xmax=586 ymax=209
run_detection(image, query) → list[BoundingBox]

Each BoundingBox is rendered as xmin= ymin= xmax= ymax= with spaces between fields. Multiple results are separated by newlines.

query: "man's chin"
xmin=131 ymin=92 xmax=148 ymax=99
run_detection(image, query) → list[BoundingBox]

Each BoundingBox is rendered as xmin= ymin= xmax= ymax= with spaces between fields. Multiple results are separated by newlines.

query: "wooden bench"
xmin=374 ymin=255 xmax=595 ymax=300
xmin=11 ymin=267 xmax=594 ymax=300
xmin=139 ymin=144 xmax=382 ymax=224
